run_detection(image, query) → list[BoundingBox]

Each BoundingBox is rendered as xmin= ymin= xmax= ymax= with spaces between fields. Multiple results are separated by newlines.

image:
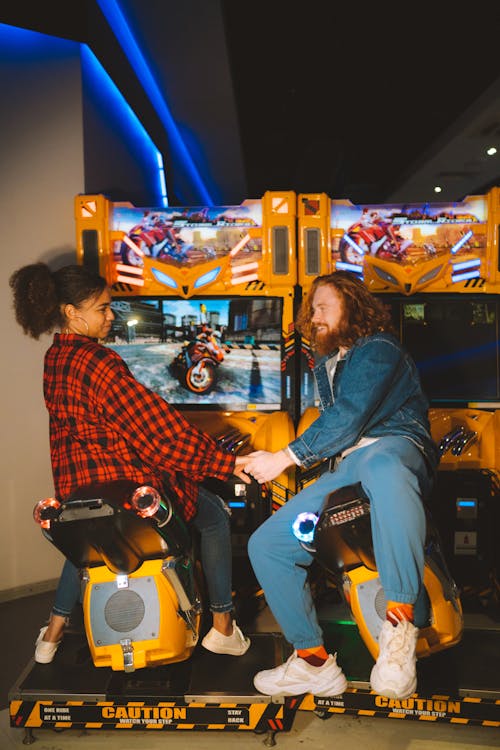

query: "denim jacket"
xmin=289 ymin=332 xmax=439 ymax=471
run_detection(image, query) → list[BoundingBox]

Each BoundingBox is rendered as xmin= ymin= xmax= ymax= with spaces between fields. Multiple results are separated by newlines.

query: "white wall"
xmin=0 ymin=32 xmax=85 ymax=597
xmin=0 ymin=10 xmax=248 ymax=599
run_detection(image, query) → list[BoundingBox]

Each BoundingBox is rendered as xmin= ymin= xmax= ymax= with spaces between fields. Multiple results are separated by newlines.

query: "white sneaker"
xmin=254 ymin=651 xmax=347 ymax=697
xmin=201 ymin=621 xmax=250 ymax=656
xmin=370 ymin=620 xmax=418 ymax=699
xmin=34 ymin=625 xmax=62 ymax=664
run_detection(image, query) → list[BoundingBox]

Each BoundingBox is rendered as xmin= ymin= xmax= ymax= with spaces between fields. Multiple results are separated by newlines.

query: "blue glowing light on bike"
xmin=292 ymin=512 xmax=319 ymax=544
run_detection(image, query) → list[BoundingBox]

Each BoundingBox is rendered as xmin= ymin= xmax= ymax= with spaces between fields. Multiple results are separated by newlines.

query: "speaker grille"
xmin=82 ymin=229 xmax=100 ymax=274
xmin=305 ymin=228 xmax=320 ymax=275
xmin=272 ymin=226 xmax=289 ymax=275
xmin=104 ymin=589 xmax=145 ymax=632
xmin=374 ymin=585 xmax=387 ymax=621
xmin=498 ymin=225 xmax=500 ymax=272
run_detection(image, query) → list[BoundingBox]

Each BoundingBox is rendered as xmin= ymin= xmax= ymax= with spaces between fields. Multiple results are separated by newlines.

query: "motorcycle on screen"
xmin=120 ymin=215 xmax=193 ymax=266
xmin=338 ymin=211 xmax=437 ymax=266
xmin=338 ymin=217 xmax=412 ymax=264
xmin=169 ymin=331 xmax=229 ymax=395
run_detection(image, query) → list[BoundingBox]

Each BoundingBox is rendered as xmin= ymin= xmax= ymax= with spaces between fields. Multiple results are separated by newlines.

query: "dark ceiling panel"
xmin=2 ymin=1 xmax=500 ymax=205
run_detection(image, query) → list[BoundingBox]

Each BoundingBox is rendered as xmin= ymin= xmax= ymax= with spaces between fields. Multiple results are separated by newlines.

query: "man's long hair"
xmin=296 ymin=271 xmax=396 ymax=351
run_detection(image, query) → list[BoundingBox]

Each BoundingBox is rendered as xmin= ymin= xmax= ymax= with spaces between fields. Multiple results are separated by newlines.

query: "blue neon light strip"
xmin=156 ymin=151 xmax=168 ymax=207
xmin=0 ymin=22 xmax=76 ymax=59
xmin=450 ymin=229 xmax=473 ymax=254
xmin=452 ymin=258 xmax=480 ymax=271
xmin=0 ymin=23 xmax=168 ymax=207
xmin=343 ymin=233 xmax=365 ymax=255
xmin=457 ymin=500 xmax=476 ymax=507
xmin=451 ymin=270 xmax=481 ymax=282
xmin=336 ymin=261 xmax=364 ymax=274
xmin=80 ymin=44 xmax=167 ymax=207
xmin=96 ymin=0 xmax=214 ymax=205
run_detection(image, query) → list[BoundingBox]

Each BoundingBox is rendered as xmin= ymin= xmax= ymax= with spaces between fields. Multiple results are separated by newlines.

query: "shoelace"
xmin=384 ymin=624 xmax=415 ymax=668
xmin=386 ymin=606 xmax=413 ymax=625
xmin=233 ymin=625 xmax=248 ymax=645
xmin=282 ymin=652 xmax=299 ymax=675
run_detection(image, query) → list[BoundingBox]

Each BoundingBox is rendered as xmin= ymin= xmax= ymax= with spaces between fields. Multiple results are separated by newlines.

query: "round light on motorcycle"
xmin=33 ymin=497 xmax=61 ymax=529
xmin=292 ymin=512 xmax=318 ymax=544
xmin=130 ymin=485 xmax=162 ymax=518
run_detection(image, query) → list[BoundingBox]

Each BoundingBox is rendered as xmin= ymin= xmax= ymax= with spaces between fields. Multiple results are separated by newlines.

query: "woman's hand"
xmin=233 ymin=458 xmax=252 ymax=484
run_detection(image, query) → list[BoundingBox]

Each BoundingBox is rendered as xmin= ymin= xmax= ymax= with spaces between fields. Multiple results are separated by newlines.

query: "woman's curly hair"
xmin=296 ymin=271 xmax=395 ymax=350
xmin=9 ymin=263 xmax=106 ymax=340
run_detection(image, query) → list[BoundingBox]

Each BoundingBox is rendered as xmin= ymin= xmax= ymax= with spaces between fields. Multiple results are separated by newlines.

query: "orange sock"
xmin=386 ymin=601 xmax=414 ymax=626
xmin=297 ymin=645 xmax=329 ymax=666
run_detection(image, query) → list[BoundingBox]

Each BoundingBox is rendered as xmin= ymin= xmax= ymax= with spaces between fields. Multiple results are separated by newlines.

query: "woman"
xmin=10 ymin=262 xmax=250 ymax=663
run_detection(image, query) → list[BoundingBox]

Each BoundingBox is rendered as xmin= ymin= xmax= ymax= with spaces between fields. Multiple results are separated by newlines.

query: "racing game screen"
xmin=105 ymin=295 xmax=283 ymax=411
xmin=389 ymin=296 xmax=499 ymax=404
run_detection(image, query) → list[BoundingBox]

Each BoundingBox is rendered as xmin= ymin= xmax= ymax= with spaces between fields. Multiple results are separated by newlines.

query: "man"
xmin=236 ymin=271 xmax=439 ymax=700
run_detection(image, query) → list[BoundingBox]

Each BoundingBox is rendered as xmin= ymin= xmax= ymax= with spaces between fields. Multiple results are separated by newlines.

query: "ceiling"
xmin=221 ymin=2 xmax=500 ymax=206
xmin=3 ymin=2 xmax=500 ymax=208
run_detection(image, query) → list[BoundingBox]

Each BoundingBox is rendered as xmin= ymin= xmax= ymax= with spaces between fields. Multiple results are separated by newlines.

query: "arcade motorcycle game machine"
xmin=293 ymin=190 xmax=500 ymax=728
xmin=9 ymin=192 xmax=301 ymax=744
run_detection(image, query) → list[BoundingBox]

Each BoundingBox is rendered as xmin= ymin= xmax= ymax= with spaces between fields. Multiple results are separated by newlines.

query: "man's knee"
xmin=362 ymin=449 xmax=413 ymax=485
xmin=248 ymin=516 xmax=280 ymax=569
xmin=248 ymin=524 xmax=264 ymax=565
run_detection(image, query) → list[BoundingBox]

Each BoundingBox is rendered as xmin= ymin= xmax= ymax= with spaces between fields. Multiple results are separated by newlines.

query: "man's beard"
xmin=313 ymin=328 xmax=342 ymax=357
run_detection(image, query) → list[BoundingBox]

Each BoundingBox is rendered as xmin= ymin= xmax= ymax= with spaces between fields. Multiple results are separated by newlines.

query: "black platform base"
xmin=9 ymin=624 xmax=500 ymax=743
xmin=9 ymin=632 xmax=298 ymax=744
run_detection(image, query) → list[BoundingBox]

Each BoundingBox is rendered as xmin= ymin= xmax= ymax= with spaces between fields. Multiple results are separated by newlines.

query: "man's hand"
xmin=234 ymin=449 xmax=294 ymax=484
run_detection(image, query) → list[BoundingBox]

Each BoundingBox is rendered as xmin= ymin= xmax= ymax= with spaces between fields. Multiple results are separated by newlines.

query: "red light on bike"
xmin=130 ymin=485 xmax=162 ymax=518
xmin=33 ymin=497 xmax=61 ymax=529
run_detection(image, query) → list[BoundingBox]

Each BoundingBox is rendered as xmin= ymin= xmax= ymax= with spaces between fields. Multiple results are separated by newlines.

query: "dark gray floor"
xmin=1 ymin=590 xmax=55 ymax=711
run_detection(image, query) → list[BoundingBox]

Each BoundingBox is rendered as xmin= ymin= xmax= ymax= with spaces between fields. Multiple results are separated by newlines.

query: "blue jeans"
xmin=52 ymin=484 xmax=234 ymax=617
xmin=248 ymin=437 xmax=432 ymax=650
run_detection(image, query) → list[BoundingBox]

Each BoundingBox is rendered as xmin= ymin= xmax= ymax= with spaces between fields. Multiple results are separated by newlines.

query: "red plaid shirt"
xmin=43 ymin=334 xmax=235 ymax=521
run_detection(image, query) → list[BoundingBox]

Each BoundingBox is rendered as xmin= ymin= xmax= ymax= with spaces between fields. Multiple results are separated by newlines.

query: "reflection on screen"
xmin=105 ymin=296 xmax=283 ymax=410
xmin=397 ymin=298 xmax=498 ymax=402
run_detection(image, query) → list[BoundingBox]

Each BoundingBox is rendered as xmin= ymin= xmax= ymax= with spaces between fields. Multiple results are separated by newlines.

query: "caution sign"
xmin=10 ymin=698 xmax=298 ymax=734
xmin=40 ymin=703 xmax=250 ymax=726
xmin=299 ymin=689 xmax=500 ymax=727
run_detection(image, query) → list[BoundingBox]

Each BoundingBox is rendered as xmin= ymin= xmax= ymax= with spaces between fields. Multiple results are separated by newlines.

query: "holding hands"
xmin=235 ymin=449 xmax=295 ymax=484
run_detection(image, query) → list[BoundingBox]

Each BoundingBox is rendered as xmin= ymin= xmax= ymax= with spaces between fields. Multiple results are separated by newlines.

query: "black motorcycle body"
xmin=295 ymin=482 xmax=463 ymax=661
xmin=33 ymin=479 xmax=202 ymax=672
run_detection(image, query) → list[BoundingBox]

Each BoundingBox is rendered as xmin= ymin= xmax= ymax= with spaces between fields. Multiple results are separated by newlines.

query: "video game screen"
xmin=299 ymin=295 xmax=499 ymax=411
xmin=105 ymin=295 xmax=284 ymax=411
xmin=388 ymin=296 xmax=499 ymax=403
